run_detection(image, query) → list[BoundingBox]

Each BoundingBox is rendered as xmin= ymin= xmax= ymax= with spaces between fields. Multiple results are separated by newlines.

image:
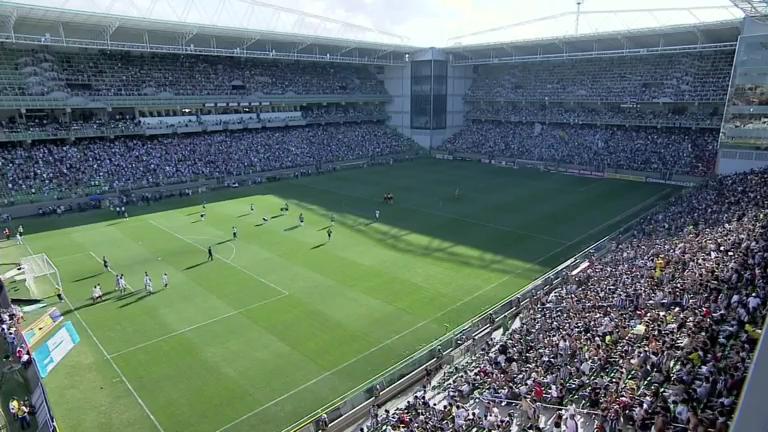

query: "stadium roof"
xmin=0 ymin=1 xmax=748 ymax=65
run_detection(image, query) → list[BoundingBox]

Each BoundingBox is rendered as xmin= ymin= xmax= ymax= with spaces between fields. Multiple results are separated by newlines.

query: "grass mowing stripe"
xmin=23 ymin=242 xmax=165 ymax=432
xmin=221 ymin=188 xmax=632 ymax=432
xmin=107 ymin=293 xmax=289 ymax=358
xmin=148 ymin=220 xmax=288 ymax=295
xmin=88 ymin=251 xmax=134 ymax=292
xmin=291 ymin=181 xmax=570 ymax=245
xmin=276 ymin=187 xmax=675 ymax=432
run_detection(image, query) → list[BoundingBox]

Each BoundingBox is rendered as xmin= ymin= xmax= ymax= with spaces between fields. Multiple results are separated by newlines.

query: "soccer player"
xmin=326 ymin=226 xmax=333 ymax=242
xmin=3 ymin=227 xmax=10 ymax=241
xmin=143 ymin=272 xmax=153 ymax=294
xmin=330 ymin=214 xmax=336 ymax=226
xmin=123 ymin=208 xmax=128 ymax=219
xmin=114 ymin=273 xmax=121 ymax=292
xmin=261 ymin=216 xmax=269 ymax=224
xmin=375 ymin=209 xmax=380 ymax=221
xmin=232 ymin=226 xmax=238 ymax=240
xmin=200 ymin=211 xmax=206 ymax=222
xmin=91 ymin=284 xmax=103 ymax=303
xmin=102 ymin=256 xmax=110 ymax=272
xmin=17 ymin=225 xmax=23 ymax=239
xmin=119 ymin=274 xmax=127 ymax=294
xmin=299 ymin=213 xmax=304 ymax=227
xmin=250 ymin=203 xmax=254 ymax=213
xmin=207 ymin=245 xmax=214 ymax=261
xmin=202 ymin=201 xmax=207 ymax=210
xmin=15 ymin=232 xmax=22 ymax=245
xmin=454 ymin=186 xmax=461 ymax=200
xmin=162 ymin=272 xmax=169 ymax=289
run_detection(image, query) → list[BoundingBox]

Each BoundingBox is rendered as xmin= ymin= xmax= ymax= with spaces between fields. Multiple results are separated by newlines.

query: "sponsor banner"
xmin=23 ymin=308 xmax=63 ymax=347
xmin=480 ymin=158 xmax=490 ymax=164
xmin=562 ymin=168 xmax=605 ymax=179
xmin=606 ymin=173 xmax=646 ymax=183
xmin=645 ymin=177 xmax=696 ymax=187
xmin=433 ymin=153 xmax=453 ymax=160
xmin=33 ymin=321 xmax=80 ymax=379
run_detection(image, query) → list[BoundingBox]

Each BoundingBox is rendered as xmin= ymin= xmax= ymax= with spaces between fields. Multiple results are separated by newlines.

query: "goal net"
xmin=20 ymin=254 xmax=61 ymax=300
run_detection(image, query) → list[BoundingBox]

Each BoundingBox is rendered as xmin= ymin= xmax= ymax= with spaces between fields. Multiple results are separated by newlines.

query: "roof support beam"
xmin=1 ymin=8 xmax=17 ymax=42
xmin=178 ymin=28 xmax=197 ymax=46
xmin=295 ymin=41 xmax=311 ymax=52
xmin=241 ymin=34 xmax=261 ymax=50
xmin=337 ymin=46 xmax=355 ymax=55
xmin=373 ymin=49 xmax=392 ymax=58
xmin=58 ymin=22 xmax=66 ymax=45
xmin=102 ymin=19 xmax=120 ymax=45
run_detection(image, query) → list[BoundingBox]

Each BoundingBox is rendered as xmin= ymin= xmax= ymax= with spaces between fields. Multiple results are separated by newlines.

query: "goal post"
xmin=20 ymin=254 xmax=62 ymax=300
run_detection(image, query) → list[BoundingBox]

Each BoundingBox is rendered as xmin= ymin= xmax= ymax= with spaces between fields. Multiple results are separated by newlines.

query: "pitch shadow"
xmin=184 ymin=261 xmax=209 ymax=270
xmin=284 ymin=225 xmax=300 ymax=232
xmin=72 ymin=272 xmax=102 ymax=283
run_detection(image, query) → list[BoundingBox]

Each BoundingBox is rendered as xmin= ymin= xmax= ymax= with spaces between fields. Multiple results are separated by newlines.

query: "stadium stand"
xmin=0 ymin=123 xmax=414 ymax=201
xmin=466 ymin=51 xmax=734 ymax=103
xmin=365 ymin=168 xmax=768 ymax=432
xmin=439 ymin=122 xmax=717 ymax=176
xmin=438 ymin=49 xmax=735 ymax=177
xmin=0 ymin=48 xmax=388 ymax=97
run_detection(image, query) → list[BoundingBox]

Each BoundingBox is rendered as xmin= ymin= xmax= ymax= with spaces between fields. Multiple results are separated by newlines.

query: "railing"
xmin=289 ymin=190 xmax=672 ymax=432
xmin=464 ymin=114 xmax=722 ymax=129
xmin=0 ymin=93 xmax=390 ymax=110
xmin=0 ymin=33 xmax=406 ymax=66
xmin=463 ymin=95 xmax=728 ymax=104
xmin=451 ymin=42 xmax=737 ymax=65
xmin=0 ymin=33 xmax=407 ymax=66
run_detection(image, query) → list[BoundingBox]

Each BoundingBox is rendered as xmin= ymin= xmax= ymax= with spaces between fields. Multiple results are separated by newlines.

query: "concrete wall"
xmin=384 ymin=49 xmax=473 ymax=149
xmin=383 ymin=64 xmax=410 ymax=136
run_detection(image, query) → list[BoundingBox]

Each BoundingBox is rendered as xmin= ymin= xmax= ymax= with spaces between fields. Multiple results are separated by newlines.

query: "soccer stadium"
xmin=0 ymin=0 xmax=767 ymax=431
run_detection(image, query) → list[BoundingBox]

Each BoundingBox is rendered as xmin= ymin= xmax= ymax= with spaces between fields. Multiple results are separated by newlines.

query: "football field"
xmin=11 ymin=159 xmax=676 ymax=432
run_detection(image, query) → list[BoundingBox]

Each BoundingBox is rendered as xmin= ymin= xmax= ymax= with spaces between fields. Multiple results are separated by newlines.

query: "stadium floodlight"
xmin=576 ymin=0 xmax=585 ymax=35
xmin=20 ymin=254 xmax=62 ymax=299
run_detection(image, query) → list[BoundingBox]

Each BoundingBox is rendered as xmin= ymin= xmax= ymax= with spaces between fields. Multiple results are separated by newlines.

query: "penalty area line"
xmin=149 ymin=220 xmax=287 ymax=295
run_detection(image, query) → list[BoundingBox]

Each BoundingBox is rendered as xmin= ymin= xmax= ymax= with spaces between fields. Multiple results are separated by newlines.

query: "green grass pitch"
xmin=10 ymin=159 xmax=676 ymax=432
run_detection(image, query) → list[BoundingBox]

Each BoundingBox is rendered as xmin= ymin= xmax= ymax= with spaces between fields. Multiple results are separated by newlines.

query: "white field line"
xmin=224 ymin=188 xmax=673 ymax=432
xmin=89 ymin=251 xmax=134 ymax=292
xmin=23 ymin=243 xmax=164 ymax=432
xmin=187 ymin=235 xmax=237 ymax=261
xmin=149 ymin=220 xmax=287 ymax=295
xmin=293 ymin=182 xmax=569 ymax=245
xmin=108 ymin=293 xmax=288 ymax=358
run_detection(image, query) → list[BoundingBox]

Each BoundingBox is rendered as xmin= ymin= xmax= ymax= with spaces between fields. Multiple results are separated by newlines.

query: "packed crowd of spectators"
xmin=467 ymin=103 xmax=722 ymax=128
xmin=0 ymin=48 xmax=388 ymax=97
xmin=368 ymin=168 xmax=768 ymax=432
xmin=438 ymin=121 xmax=717 ymax=176
xmin=0 ymin=123 xmax=414 ymax=199
xmin=467 ymin=50 xmax=733 ymax=102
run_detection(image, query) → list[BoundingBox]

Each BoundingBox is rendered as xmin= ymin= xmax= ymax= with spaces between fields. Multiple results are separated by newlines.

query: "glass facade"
xmin=410 ymin=60 xmax=447 ymax=130
xmin=720 ymin=34 xmax=768 ymax=150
